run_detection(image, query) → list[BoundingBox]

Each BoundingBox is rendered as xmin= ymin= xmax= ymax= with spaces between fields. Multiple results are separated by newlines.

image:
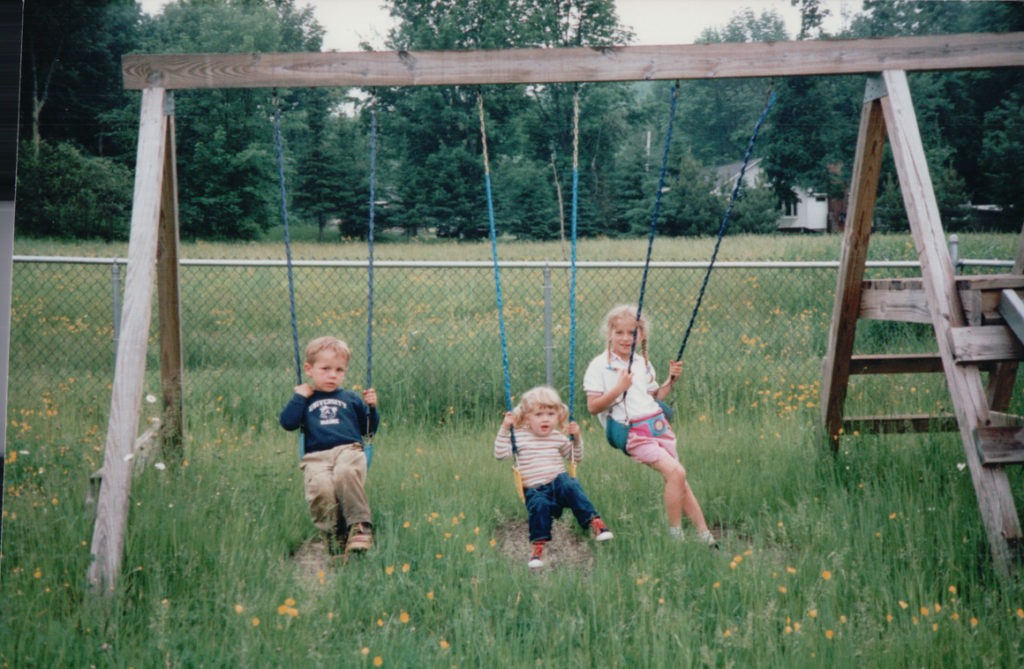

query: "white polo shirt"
xmin=583 ymin=350 xmax=660 ymax=427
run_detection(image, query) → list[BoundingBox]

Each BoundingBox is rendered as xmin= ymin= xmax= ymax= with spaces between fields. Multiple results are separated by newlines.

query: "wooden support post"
xmin=156 ymin=93 xmax=184 ymax=461
xmin=87 ymin=87 xmax=167 ymax=595
xmin=881 ymin=70 xmax=1021 ymax=576
xmin=86 ymin=419 xmax=163 ymax=512
xmin=820 ymin=79 xmax=887 ymax=450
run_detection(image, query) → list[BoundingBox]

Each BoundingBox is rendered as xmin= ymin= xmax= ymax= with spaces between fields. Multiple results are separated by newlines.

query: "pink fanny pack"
xmin=630 ymin=411 xmax=670 ymax=437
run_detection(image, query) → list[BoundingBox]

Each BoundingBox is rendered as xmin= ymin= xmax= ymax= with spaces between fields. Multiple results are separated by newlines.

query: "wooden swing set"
xmin=88 ymin=32 xmax=1024 ymax=593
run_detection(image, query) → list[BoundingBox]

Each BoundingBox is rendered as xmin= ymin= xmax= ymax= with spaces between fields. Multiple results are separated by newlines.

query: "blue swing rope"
xmin=273 ymin=93 xmax=302 ymax=386
xmin=273 ymin=92 xmax=306 ymax=457
xmin=477 ymin=94 xmax=518 ymax=462
xmin=364 ymin=105 xmax=377 ymax=469
xmin=480 ymin=90 xmax=581 ymax=478
xmin=628 ymin=82 xmax=679 ymax=369
xmin=673 ymin=87 xmax=776 ymax=366
xmin=480 ymin=91 xmax=581 ymax=475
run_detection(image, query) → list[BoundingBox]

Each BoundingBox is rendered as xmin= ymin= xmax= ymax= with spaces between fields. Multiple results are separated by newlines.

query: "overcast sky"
xmin=137 ymin=0 xmax=861 ymax=50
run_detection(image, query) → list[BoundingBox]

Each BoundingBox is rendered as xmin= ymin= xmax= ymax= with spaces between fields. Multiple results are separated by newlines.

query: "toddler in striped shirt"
xmin=494 ymin=386 xmax=613 ymax=568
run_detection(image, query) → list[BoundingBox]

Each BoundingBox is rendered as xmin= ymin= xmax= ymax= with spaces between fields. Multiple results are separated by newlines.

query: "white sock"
xmin=669 ymin=525 xmax=684 ymax=539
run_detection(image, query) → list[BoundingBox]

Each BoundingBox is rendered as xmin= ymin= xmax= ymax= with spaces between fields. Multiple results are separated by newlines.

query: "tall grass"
xmin=4 ymin=234 xmax=1023 ymax=667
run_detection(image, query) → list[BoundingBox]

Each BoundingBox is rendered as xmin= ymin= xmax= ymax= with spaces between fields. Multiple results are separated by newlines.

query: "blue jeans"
xmin=523 ymin=472 xmax=600 ymax=542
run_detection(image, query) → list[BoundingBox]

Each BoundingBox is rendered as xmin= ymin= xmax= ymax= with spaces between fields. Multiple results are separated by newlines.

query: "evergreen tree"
xmin=981 ymin=92 xmax=1024 ymax=224
xmin=290 ymin=89 xmax=368 ymax=241
xmin=659 ymin=150 xmax=726 ymax=237
xmin=380 ymin=0 xmax=630 ymax=240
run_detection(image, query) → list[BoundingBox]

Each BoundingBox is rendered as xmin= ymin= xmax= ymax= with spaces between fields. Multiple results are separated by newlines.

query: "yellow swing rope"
xmin=478 ymin=93 xmax=525 ymax=503
xmin=567 ymin=86 xmax=580 ymax=479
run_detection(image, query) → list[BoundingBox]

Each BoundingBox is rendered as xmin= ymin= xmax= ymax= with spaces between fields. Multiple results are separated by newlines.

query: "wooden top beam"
xmin=122 ymin=32 xmax=1024 ymax=90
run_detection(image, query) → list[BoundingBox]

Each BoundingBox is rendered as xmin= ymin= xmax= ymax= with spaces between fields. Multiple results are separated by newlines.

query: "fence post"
xmin=948 ymin=233 xmax=959 ymax=270
xmin=544 ymin=264 xmax=553 ymax=387
xmin=111 ymin=260 xmax=122 ymax=360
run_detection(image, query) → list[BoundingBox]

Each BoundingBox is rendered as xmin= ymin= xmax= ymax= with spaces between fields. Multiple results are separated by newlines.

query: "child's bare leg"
xmin=650 ymin=456 xmax=708 ymax=533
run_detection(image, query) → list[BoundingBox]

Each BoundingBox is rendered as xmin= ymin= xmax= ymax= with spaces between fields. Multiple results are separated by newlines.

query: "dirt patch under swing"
xmin=494 ymin=518 xmax=602 ymax=572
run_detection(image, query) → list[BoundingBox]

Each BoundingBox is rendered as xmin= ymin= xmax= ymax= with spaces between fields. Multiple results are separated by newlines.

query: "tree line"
xmin=15 ymin=0 xmax=1024 ymax=242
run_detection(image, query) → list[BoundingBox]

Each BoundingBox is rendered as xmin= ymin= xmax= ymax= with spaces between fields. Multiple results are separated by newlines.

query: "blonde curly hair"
xmin=511 ymin=386 xmax=569 ymax=432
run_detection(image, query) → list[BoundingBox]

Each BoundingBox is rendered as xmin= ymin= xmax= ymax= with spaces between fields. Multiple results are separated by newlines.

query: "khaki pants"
xmin=299 ymin=443 xmax=370 ymax=534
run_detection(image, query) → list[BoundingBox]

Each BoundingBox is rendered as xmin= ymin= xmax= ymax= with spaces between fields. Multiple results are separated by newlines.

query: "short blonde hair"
xmin=511 ymin=386 xmax=569 ymax=431
xmin=305 ymin=336 xmax=350 ymax=364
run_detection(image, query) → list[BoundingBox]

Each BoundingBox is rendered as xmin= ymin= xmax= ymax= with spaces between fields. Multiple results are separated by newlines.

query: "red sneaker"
xmin=528 ymin=541 xmax=546 ymax=568
xmin=590 ymin=517 xmax=614 ymax=542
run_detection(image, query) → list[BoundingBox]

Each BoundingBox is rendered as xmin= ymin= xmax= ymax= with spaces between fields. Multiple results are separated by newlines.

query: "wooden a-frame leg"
xmin=820 ymin=80 xmax=887 ymax=451
xmin=157 ymin=95 xmax=184 ymax=462
xmin=882 ymin=70 xmax=1021 ymax=577
xmin=88 ymin=87 xmax=168 ymax=594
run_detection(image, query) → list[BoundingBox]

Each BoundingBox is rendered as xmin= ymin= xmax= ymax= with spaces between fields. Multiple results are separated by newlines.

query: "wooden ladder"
xmin=820 ymin=71 xmax=1024 ymax=577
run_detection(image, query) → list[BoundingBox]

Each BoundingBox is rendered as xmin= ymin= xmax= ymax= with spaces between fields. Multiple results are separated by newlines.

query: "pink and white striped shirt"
xmin=493 ymin=428 xmax=583 ymax=488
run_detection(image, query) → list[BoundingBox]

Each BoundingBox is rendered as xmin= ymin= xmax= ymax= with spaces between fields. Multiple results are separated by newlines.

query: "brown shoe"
xmin=345 ymin=523 xmax=373 ymax=552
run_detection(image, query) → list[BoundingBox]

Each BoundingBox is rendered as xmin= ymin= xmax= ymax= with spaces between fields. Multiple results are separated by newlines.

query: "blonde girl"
xmin=582 ymin=305 xmax=716 ymax=546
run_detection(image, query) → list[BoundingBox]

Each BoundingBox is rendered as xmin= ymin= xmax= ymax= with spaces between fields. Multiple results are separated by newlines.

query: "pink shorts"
xmin=625 ymin=412 xmax=678 ymax=465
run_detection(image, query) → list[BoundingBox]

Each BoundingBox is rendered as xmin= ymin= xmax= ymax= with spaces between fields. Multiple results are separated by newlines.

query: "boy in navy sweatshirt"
xmin=280 ymin=336 xmax=379 ymax=553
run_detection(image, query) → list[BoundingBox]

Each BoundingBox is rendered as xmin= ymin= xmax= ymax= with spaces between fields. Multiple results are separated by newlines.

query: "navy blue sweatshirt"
xmin=279 ymin=388 xmax=380 ymax=454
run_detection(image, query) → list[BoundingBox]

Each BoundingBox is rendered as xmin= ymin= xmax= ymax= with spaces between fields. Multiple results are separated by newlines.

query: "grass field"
xmin=3 ymin=233 xmax=1024 ymax=667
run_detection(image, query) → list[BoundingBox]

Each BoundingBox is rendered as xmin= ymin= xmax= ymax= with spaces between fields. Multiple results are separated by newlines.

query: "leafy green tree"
xmin=729 ymin=179 xmax=787 ymax=234
xmin=680 ymin=10 xmax=788 ymax=168
xmin=758 ymin=74 xmax=861 ymax=231
xmin=604 ymin=126 xmax=653 ymax=237
xmin=16 ymin=139 xmax=132 ymax=239
xmin=515 ymin=81 xmax=635 ymax=239
xmin=638 ymin=11 xmax=788 ymax=237
xmin=21 ymin=0 xmax=141 ymax=160
xmin=373 ymin=85 xmax=493 ymax=238
xmin=790 ymin=0 xmax=831 ymax=39
xmin=872 ymin=172 xmax=903 ymax=233
xmin=17 ymin=0 xmax=140 ymax=239
xmin=850 ymin=0 xmax=972 ymax=38
xmin=845 ymin=0 xmax=1024 ymax=231
xmin=140 ymin=0 xmax=324 ymax=240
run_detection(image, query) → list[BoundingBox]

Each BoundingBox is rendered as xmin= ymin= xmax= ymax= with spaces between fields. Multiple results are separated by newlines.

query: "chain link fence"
xmin=10 ymin=253 xmax=1014 ymax=432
